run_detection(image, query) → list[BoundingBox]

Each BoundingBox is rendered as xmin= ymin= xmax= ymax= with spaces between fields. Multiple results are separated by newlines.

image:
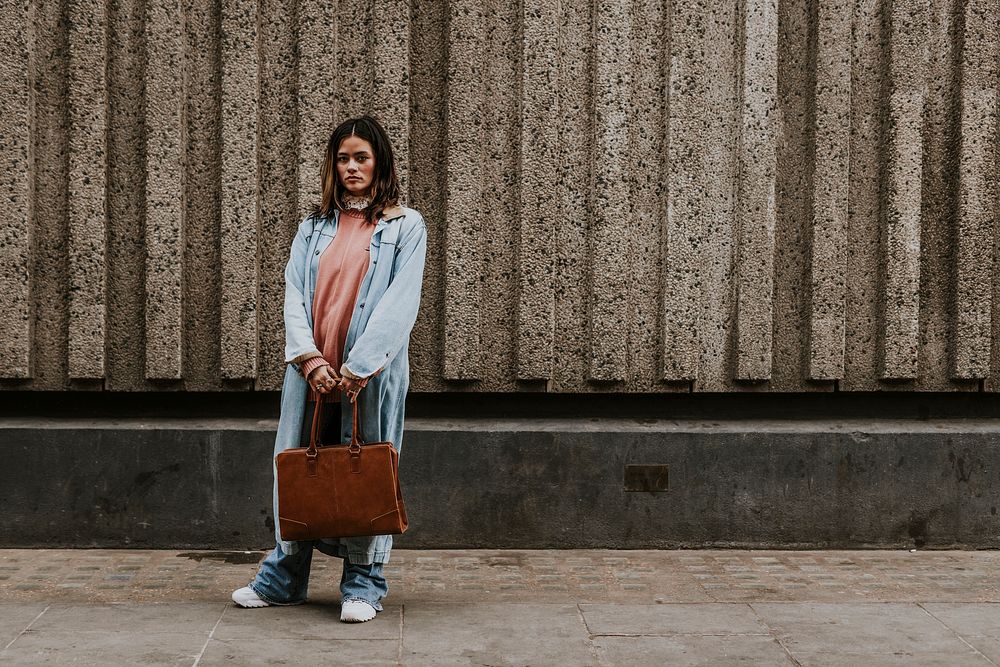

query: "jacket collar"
xmin=330 ymin=205 xmax=404 ymax=223
xmin=324 ymin=205 xmax=405 ymax=233
xmin=379 ymin=205 xmax=405 ymax=221
xmin=371 ymin=205 xmax=404 ymax=233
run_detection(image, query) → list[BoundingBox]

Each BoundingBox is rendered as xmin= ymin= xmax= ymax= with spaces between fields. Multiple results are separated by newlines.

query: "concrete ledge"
xmin=2 ymin=417 xmax=999 ymax=549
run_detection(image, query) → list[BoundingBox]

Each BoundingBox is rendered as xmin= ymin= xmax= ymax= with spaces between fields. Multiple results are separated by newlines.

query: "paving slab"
xmin=775 ymin=653 xmax=991 ymax=667
xmin=921 ymin=602 xmax=1000 ymax=636
xmin=954 ymin=637 xmax=1000 ymax=666
xmin=921 ymin=603 xmax=1000 ymax=663
xmin=751 ymin=602 xmax=993 ymax=666
xmin=2 ymin=630 xmax=205 ymax=666
xmin=0 ymin=603 xmax=47 ymax=648
xmin=400 ymin=603 xmax=598 ymax=666
xmin=28 ymin=602 xmax=224 ymax=635
xmin=198 ymin=637 xmax=399 ymax=666
xmin=591 ymin=635 xmax=794 ymax=667
xmin=216 ymin=603 xmax=400 ymax=641
xmin=580 ymin=602 xmax=767 ymax=636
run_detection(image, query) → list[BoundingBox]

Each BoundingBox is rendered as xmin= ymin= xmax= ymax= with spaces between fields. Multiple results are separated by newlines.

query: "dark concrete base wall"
xmin=2 ymin=417 xmax=999 ymax=549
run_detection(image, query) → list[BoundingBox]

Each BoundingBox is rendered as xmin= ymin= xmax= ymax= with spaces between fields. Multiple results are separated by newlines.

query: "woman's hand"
xmin=308 ymin=364 xmax=340 ymax=394
xmin=338 ymin=365 xmax=370 ymax=403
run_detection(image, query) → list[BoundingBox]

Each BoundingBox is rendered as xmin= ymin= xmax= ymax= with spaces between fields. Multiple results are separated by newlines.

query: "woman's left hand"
xmin=338 ymin=365 xmax=369 ymax=403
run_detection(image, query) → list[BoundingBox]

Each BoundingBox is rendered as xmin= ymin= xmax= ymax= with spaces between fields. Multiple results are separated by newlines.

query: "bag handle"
xmin=306 ymin=390 xmax=364 ymax=458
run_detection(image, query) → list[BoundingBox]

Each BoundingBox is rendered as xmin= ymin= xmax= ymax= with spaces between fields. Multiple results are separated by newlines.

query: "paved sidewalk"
xmin=1 ymin=549 xmax=999 ymax=665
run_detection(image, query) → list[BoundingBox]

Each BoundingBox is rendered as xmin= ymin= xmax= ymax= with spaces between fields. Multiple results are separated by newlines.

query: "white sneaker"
xmin=340 ymin=599 xmax=378 ymax=622
xmin=231 ymin=586 xmax=270 ymax=608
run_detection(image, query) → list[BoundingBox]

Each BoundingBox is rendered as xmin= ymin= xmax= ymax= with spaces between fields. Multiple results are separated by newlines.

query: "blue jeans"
xmin=249 ymin=540 xmax=387 ymax=610
xmin=250 ymin=398 xmax=387 ymax=610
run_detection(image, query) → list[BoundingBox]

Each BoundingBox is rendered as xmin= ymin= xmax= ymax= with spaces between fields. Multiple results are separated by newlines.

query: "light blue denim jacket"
xmin=271 ymin=204 xmax=427 ymax=563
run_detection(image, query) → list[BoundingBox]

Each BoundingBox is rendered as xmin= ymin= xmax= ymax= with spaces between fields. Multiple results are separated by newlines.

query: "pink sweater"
xmin=302 ymin=210 xmax=376 ymax=402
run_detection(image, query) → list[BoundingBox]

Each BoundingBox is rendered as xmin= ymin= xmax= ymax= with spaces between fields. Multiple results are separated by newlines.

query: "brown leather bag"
xmin=275 ymin=395 xmax=408 ymax=540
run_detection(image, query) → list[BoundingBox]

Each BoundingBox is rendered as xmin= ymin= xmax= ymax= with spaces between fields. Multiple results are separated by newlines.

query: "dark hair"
xmin=312 ymin=115 xmax=401 ymax=224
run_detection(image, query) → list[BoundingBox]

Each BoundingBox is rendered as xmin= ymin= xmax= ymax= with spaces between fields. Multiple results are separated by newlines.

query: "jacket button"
xmin=314 ymin=250 xmax=320 ymax=255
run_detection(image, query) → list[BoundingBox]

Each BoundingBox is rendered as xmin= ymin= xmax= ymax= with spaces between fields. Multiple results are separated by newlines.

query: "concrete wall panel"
xmin=917 ymin=0 xmax=973 ymax=393
xmin=184 ymin=0 xmax=225 ymax=389
xmin=588 ymin=0 xmax=632 ymax=381
xmin=441 ymin=0 xmax=484 ymax=380
xmin=0 ymin=0 xmax=33 ymax=380
xmin=627 ymin=0 xmax=669 ymax=392
xmin=954 ymin=0 xmax=998 ymax=381
xmin=106 ymin=0 xmax=148 ymax=390
xmin=256 ymin=0 xmax=300 ymax=391
xmin=407 ymin=0 xmax=447 ymax=389
xmin=220 ymin=0 xmax=260 ymax=381
xmin=879 ymin=0 xmax=926 ymax=382
xmin=372 ymin=0 xmax=412 ymax=198
xmin=67 ymin=0 xmax=109 ymax=380
xmin=735 ymin=0 xmax=778 ymax=381
xmin=479 ymin=0 xmax=521 ymax=385
xmin=808 ymin=0 xmax=851 ymax=383
xmin=297 ymin=0 xmax=337 ymax=221
xmin=1 ymin=0 xmax=998 ymax=394
xmin=143 ymin=0 xmax=185 ymax=380
xmin=661 ymin=0 xmax=706 ymax=384
xmin=696 ymin=0 xmax=741 ymax=391
xmin=515 ymin=0 xmax=559 ymax=381
xmin=23 ymin=0 xmax=71 ymax=391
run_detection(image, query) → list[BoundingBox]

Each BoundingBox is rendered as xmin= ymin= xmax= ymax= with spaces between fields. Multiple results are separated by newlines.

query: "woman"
xmin=231 ymin=115 xmax=427 ymax=622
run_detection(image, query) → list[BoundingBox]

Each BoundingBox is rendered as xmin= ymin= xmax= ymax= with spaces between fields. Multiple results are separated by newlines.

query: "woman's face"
xmin=336 ymin=135 xmax=376 ymax=195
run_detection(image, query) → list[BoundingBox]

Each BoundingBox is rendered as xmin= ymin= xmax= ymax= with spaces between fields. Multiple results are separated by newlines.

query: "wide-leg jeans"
xmin=248 ymin=397 xmax=388 ymax=610
xmin=249 ymin=539 xmax=387 ymax=610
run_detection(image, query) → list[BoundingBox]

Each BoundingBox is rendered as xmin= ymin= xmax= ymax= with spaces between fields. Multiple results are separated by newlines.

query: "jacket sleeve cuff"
xmin=300 ymin=356 xmax=330 ymax=378
xmin=340 ymin=364 xmax=364 ymax=380
xmin=289 ymin=350 xmax=322 ymax=365
xmin=288 ymin=351 xmax=322 ymax=377
xmin=340 ymin=364 xmax=373 ymax=386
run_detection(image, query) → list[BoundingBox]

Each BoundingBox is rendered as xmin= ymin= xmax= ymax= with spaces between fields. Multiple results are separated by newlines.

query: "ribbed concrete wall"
xmin=0 ymin=0 xmax=997 ymax=394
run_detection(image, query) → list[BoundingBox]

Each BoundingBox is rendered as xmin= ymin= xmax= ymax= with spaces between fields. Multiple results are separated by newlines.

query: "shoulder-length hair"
xmin=312 ymin=115 xmax=401 ymax=224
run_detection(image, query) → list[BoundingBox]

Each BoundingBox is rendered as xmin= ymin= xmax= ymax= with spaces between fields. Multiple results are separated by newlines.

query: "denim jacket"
xmin=271 ymin=204 xmax=428 ymax=563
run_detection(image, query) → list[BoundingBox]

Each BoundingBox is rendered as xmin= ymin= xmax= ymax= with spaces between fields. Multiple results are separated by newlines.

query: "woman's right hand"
xmin=308 ymin=364 xmax=341 ymax=394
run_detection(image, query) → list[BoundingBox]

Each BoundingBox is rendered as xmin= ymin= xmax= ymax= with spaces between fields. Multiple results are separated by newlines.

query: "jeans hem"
xmin=341 ymin=595 xmax=383 ymax=612
xmin=249 ymin=581 xmax=307 ymax=606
